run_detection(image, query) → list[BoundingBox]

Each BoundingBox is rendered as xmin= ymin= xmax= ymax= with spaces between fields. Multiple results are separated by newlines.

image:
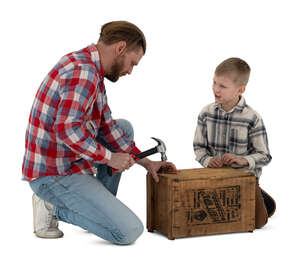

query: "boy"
xmin=193 ymin=57 xmax=275 ymax=228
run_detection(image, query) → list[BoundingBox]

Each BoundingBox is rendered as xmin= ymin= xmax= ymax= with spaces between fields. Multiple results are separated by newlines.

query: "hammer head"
xmin=151 ymin=137 xmax=167 ymax=161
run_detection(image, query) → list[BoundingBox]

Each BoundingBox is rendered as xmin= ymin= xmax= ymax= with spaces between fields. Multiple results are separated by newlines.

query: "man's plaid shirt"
xmin=193 ymin=97 xmax=272 ymax=177
xmin=22 ymin=45 xmax=140 ymax=181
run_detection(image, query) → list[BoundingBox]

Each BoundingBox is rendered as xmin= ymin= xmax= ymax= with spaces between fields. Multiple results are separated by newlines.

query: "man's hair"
xmin=215 ymin=57 xmax=251 ymax=86
xmin=98 ymin=21 xmax=146 ymax=54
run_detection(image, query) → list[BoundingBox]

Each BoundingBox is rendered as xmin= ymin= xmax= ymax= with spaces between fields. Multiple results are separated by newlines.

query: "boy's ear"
xmin=114 ymin=41 xmax=127 ymax=56
xmin=238 ymin=85 xmax=246 ymax=95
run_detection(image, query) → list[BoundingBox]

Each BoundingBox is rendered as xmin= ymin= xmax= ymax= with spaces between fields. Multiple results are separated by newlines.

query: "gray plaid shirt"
xmin=193 ymin=97 xmax=272 ymax=178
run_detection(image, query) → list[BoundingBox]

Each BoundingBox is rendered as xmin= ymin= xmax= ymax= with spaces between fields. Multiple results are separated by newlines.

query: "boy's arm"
xmin=193 ymin=112 xmax=213 ymax=167
xmin=243 ymin=116 xmax=272 ymax=171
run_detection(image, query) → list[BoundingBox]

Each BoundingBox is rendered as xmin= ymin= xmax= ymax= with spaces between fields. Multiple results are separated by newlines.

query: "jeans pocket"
xmin=36 ymin=183 xmax=52 ymax=198
xmin=30 ymin=176 xmax=66 ymax=208
xmin=29 ymin=177 xmax=50 ymax=195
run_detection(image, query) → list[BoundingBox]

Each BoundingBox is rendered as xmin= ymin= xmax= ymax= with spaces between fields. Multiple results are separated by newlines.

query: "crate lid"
xmin=158 ymin=167 xmax=254 ymax=181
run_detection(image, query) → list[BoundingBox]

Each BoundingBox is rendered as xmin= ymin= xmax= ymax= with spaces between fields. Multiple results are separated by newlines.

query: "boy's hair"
xmin=215 ymin=57 xmax=251 ymax=86
xmin=98 ymin=21 xmax=146 ymax=54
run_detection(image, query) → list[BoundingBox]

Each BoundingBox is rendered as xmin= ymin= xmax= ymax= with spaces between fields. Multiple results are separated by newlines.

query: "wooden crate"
xmin=147 ymin=168 xmax=256 ymax=240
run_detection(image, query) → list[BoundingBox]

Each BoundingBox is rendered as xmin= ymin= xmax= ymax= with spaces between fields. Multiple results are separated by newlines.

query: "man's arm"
xmin=53 ymin=65 xmax=111 ymax=164
xmin=99 ymin=91 xmax=141 ymax=155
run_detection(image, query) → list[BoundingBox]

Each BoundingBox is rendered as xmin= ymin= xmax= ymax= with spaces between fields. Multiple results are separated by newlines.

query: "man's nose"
xmin=127 ymin=66 xmax=133 ymax=75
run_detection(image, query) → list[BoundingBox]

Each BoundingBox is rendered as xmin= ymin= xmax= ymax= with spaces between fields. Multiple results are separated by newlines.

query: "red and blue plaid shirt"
xmin=22 ymin=45 xmax=140 ymax=181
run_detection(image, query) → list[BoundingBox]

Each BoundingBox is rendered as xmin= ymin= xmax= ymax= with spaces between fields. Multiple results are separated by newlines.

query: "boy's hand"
xmin=222 ymin=153 xmax=249 ymax=167
xmin=208 ymin=157 xmax=224 ymax=168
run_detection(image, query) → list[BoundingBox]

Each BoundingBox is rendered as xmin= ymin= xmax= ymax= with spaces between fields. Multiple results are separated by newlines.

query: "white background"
xmin=1 ymin=0 xmax=299 ymax=264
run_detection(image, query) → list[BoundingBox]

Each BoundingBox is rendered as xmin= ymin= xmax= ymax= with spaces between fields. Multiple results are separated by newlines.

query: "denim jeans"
xmin=29 ymin=119 xmax=144 ymax=245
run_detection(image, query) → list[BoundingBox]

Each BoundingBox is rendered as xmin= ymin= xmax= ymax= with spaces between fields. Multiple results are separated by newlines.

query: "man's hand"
xmin=107 ymin=152 xmax=135 ymax=172
xmin=221 ymin=153 xmax=249 ymax=167
xmin=208 ymin=157 xmax=224 ymax=168
xmin=140 ymin=159 xmax=178 ymax=183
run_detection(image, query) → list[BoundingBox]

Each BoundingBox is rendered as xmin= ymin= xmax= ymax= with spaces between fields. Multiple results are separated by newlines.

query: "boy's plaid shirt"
xmin=22 ymin=45 xmax=140 ymax=181
xmin=193 ymin=97 xmax=272 ymax=177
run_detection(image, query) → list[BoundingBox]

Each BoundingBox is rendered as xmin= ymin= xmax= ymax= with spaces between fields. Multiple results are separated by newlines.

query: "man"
xmin=22 ymin=21 xmax=177 ymax=245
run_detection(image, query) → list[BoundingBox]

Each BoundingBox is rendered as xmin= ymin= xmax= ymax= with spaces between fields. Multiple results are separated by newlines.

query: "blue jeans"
xmin=29 ymin=119 xmax=144 ymax=245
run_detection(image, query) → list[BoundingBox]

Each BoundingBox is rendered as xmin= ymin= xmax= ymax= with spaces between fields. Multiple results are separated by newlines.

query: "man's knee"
xmin=115 ymin=119 xmax=134 ymax=141
xmin=113 ymin=218 xmax=144 ymax=245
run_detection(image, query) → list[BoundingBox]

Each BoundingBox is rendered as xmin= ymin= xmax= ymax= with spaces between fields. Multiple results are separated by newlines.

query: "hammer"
xmin=107 ymin=137 xmax=167 ymax=176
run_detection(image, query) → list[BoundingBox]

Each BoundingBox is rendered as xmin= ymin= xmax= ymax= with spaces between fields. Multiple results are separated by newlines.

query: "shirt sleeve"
xmin=243 ymin=115 xmax=272 ymax=171
xmin=193 ymin=109 xmax=213 ymax=167
xmin=53 ymin=65 xmax=112 ymax=164
xmin=99 ymin=91 xmax=141 ymax=155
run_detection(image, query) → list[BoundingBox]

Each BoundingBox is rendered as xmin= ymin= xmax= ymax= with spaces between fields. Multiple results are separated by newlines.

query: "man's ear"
xmin=115 ymin=41 xmax=127 ymax=56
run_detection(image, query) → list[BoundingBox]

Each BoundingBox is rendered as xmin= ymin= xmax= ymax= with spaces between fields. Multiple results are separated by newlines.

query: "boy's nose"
xmin=213 ymin=86 xmax=219 ymax=93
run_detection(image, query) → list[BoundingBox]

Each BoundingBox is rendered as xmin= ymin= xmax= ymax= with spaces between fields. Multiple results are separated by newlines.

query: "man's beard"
xmin=105 ymin=55 xmax=125 ymax=82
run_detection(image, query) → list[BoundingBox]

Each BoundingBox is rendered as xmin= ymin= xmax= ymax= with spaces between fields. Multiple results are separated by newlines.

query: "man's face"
xmin=212 ymin=74 xmax=244 ymax=109
xmin=105 ymin=47 xmax=144 ymax=82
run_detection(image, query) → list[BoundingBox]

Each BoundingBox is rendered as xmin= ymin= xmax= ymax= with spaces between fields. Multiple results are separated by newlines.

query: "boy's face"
xmin=212 ymin=74 xmax=245 ymax=111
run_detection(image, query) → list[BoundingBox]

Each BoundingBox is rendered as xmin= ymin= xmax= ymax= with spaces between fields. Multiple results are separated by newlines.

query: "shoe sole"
xmin=34 ymin=231 xmax=64 ymax=239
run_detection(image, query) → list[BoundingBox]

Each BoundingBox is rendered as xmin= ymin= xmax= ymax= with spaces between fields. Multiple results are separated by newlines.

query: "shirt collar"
xmin=214 ymin=96 xmax=246 ymax=113
xmin=87 ymin=44 xmax=104 ymax=79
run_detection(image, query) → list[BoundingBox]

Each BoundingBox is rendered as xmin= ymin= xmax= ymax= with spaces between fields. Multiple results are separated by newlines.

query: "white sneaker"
xmin=32 ymin=194 xmax=64 ymax=238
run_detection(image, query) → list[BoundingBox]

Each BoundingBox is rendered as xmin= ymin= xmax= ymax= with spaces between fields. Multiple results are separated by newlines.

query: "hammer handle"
xmin=107 ymin=147 xmax=158 ymax=176
xmin=134 ymin=147 xmax=157 ymax=160
xmin=107 ymin=166 xmax=116 ymax=176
